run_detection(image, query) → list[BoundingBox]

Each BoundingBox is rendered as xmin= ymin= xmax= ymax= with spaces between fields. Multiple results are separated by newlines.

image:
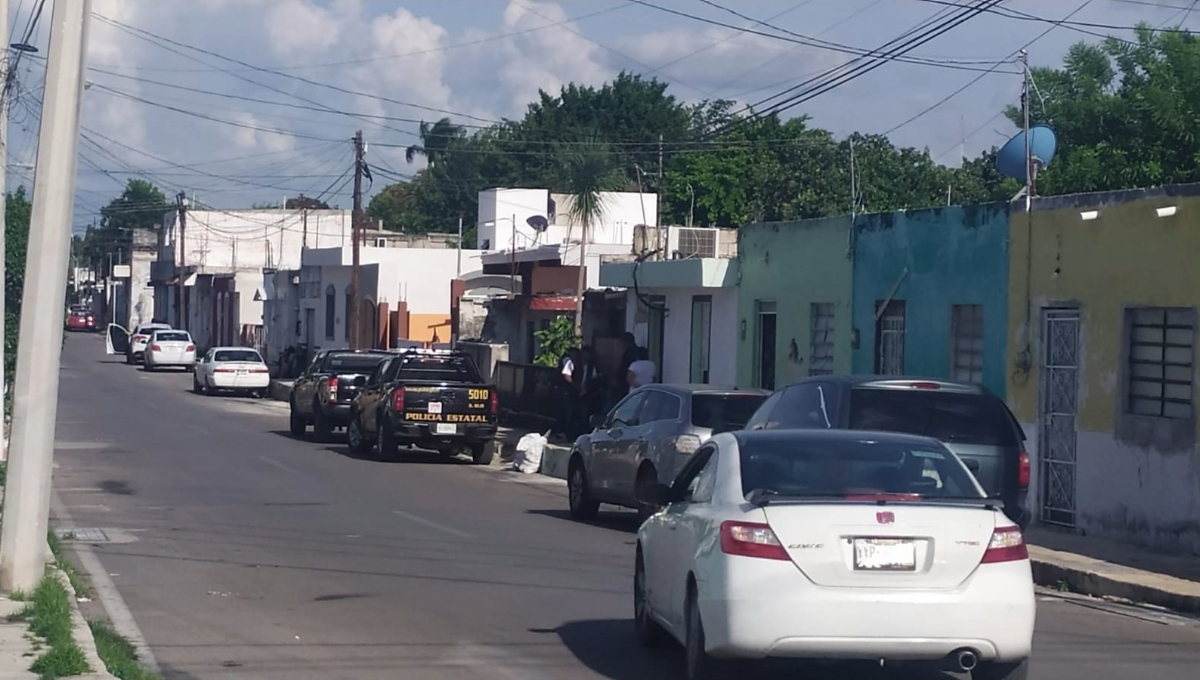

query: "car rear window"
xmin=738 ymin=436 xmax=983 ymax=500
xmin=397 ymin=356 xmax=482 ymax=383
xmin=214 ymin=350 xmax=262 ymax=363
xmin=848 ymin=388 xmax=1019 ymax=447
xmin=691 ymin=393 xmax=768 ymax=433
xmin=325 ymin=354 xmax=388 ymax=373
xmin=155 ymin=332 xmax=190 ymax=342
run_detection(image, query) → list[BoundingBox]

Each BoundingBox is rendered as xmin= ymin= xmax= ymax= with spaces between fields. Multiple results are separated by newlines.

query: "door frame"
xmin=754 ymin=300 xmax=777 ymax=390
xmin=689 ymin=295 xmax=713 ymax=383
xmin=1038 ymin=305 xmax=1080 ymax=528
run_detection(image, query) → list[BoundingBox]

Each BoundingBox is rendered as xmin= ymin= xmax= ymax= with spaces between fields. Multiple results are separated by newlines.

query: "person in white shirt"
xmin=626 ymin=346 xmax=656 ymax=388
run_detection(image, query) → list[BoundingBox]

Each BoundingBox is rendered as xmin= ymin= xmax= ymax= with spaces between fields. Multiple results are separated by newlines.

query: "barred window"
xmin=809 ymin=303 xmax=835 ymax=376
xmin=950 ymin=304 xmax=984 ymax=384
xmin=1128 ymin=308 xmax=1195 ymax=419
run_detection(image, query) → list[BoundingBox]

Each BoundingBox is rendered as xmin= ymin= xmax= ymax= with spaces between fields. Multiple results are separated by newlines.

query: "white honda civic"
xmin=634 ymin=429 xmax=1035 ymax=680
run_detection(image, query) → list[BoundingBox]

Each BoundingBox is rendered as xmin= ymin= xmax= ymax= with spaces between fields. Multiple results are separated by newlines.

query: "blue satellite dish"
xmin=996 ymin=125 xmax=1057 ymax=181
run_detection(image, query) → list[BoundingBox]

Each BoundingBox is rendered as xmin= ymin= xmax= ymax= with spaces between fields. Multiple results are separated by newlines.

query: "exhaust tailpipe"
xmin=954 ymin=649 xmax=978 ymax=671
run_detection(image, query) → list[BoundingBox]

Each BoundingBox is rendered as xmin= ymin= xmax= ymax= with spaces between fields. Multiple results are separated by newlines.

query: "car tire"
xmin=633 ymin=549 xmax=667 ymax=648
xmin=470 ymin=441 xmax=495 ymax=466
xmin=312 ymin=401 xmax=333 ymax=442
xmin=567 ymin=457 xmax=600 ymax=521
xmin=379 ymin=425 xmax=399 ymax=459
xmin=973 ymin=659 xmax=1030 ymax=680
xmin=685 ymin=587 xmax=727 ymax=680
xmin=635 ymin=465 xmax=661 ymax=524
xmin=192 ymin=375 xmax=203 ymax=394
xmin=346 ymin=413 xmax=372 ymax=457
xmin=288 ymin=399 xmax=307 ymax=437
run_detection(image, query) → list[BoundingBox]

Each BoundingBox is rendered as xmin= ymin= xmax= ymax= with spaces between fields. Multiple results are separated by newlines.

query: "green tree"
xmin=100 ymin=179 xmax=171 ymax=232
xmin=405 ymin=118 xmax=466 ymax=168
xmin=5 ymin=187 xmax=32 ymax=389
xmin=366 ymin=181 xmax=418 ymax=232
xmin=533 ymin=315 xmax=575 ymax=367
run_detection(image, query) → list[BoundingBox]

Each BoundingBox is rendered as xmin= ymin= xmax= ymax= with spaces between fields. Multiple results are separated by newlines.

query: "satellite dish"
xmin=996 ymin=125 xmax=1057 ymax=181
xmin=526 ymin=215 xmax=549 ymax=232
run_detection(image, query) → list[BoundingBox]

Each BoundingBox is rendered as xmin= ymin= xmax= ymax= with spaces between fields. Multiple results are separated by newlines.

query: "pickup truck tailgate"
xmin=402 ymin=382 xmax=495 ymax=424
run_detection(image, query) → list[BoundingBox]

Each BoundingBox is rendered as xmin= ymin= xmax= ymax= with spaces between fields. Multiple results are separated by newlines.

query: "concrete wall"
xmin=622 ymin=286 xmax=738 ymax=385
xmin=165 ymin=209 xmax=353 ymax=271
xmin=736 ymin=218 xmax=854 ymax=389
xmin=851 ymin=204 xmax=1010 ymax=396
xmin=477 ymin=188 xmax=655 ymax=252
xmin=1007 ymin=184 xmax=1200 ymax=554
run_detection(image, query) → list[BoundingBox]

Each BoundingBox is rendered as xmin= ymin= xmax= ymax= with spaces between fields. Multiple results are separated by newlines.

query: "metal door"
xmin=1039 ymin=308 xmax=1079 ymax=527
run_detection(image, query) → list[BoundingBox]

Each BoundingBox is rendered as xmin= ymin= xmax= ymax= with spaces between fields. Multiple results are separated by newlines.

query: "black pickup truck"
xmin=288 ymin=349 xmax=393 ymax=441
xmin=346 ymin=349 xmax=498 ymax=464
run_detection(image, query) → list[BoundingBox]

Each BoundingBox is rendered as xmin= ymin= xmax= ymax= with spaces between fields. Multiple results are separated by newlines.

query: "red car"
xmin=66 ymin=306 xmax=96 ymax=332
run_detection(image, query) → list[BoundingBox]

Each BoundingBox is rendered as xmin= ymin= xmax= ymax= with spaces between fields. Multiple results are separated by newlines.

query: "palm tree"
xmin=405 ymin=118 xmax=465 ymax=168
xmin=559 ymin=138 xmax=625 ymax=339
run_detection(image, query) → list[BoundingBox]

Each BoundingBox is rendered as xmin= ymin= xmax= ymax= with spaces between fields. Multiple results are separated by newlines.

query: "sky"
xmin=1 ymin=0 xmax=1194 ymax=232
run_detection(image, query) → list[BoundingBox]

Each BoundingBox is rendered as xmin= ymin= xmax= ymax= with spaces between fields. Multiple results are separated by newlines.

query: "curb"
xmin=538 ymin=444 xmax=571 ymax=480
xmin=268 ymin=380 xmax=293 ymax=402
xmin=1029 ymin=548 xmax=1200 ymax=615
xmin=48 ymin=546 xmax=116 ymax=680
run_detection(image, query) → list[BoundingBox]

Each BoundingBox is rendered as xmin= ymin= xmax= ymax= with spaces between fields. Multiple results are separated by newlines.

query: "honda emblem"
xmin=876 ymin=511 xmax=895 ymax=525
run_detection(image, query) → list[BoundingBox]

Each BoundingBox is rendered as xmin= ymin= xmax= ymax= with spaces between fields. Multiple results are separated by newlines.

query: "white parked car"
xmin=142 ymin=329 xmax=196 ymax=371
xmin=193 ymin=347 xmax=270 ymax=397
xmin=634 ymin=429 xmax=1035 ymax=680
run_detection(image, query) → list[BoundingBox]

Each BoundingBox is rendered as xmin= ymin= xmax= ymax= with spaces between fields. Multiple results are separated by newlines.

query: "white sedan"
xmin=143 ymin=329 xmax=196 ymax=371
xmin=193 ymin=347 xmax=270 ymax=397
xmin=635 ymin=429 xmax=1035 ymax=680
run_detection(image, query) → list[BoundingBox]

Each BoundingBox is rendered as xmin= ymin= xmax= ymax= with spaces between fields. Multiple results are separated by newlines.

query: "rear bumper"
xmin=209 ymin=373 xmax=270 ymax=390
xmin=147 ymin=352 xmax=196 ymax=366
xmin=319 ymin=403 xmax=353 ymax=425
xmin=391 ymin=421 xmax=497 ymax=446
xmin=695 ymin=557 xmax=1035 ymax=662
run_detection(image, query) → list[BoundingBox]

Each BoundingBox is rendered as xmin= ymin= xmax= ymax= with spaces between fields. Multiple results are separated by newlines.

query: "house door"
xmin=755 ymin=301 xmax=777 ymax=390
xmin=647 ymin=295 xmax=666 ymax=382
xmin=875 ymin=300 xmax=906 ymax=375
xmin=690 ymin=295 xmax=712 ymax=383
xmin=1039 ymin=308 xmax=1080 ymax=527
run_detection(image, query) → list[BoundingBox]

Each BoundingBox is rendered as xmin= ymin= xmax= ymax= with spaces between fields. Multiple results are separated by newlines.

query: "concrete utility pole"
xmin=0 ymin=0 xmax=92 ymax=593
xmin=348 ymin=130 xmax=364 ymax=350
xmin=1020 ymin=50 xmax=1033 ymax=211
xmin=175 ymin=191 xmax=186 ymax=330
xmin=0 ymin=0 xmax=10 ymax=454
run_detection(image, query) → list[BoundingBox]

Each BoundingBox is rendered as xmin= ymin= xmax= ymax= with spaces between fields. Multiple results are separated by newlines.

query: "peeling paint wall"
xmin=851 ymin=204 xmax=1010 ymax=397
xmin=736 ymin=218 xmax=853 ymax=389
xmin=1007 ymin=184 xmax=1200 ymax=554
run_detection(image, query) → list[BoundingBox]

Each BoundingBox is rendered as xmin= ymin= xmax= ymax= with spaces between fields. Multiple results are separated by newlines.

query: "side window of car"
xmin=639 ymin=390 xmax=681 ymax=424
xmin=688 ymin=452 xmax=719 ymax=503
xmin=305 ymin=353 xmax=324 ymax=376
xmin=609 ymin=392 xmax=646 ymax=427
xmin=672 ymin=445 xmax=715 ymax=500
xmin=743 ymin=391 xmax=783 ymax=431
xmin=367 ymin=362 xmax=385 ymax=386
xmin=773 ymin=383 xmax=831 ymax=429
xmin=382 ymin=358 xmax=402 ymax=383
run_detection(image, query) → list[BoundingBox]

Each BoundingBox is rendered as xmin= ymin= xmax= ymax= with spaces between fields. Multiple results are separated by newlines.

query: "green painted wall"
xmin=736 ymin=218 xmax=853 ymax=389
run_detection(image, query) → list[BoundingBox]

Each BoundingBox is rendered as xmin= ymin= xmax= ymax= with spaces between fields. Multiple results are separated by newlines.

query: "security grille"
xmin=875 ymin=300 xmax=905 ymax=375
xmin=1128 ymin=307 xmax=1195 ymax=419
xmin=950 ymin=304 xmax=984 ymax=384
xmin=675 ymin=228 xmax=717 ymax=258
xmin=809 ymin=303 xmax=835 ymax=376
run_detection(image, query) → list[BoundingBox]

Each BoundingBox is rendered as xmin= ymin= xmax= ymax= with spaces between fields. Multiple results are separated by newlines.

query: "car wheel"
xmin=346 ymin=413 xmax=372 ymax=457
xmin=312 ymin=401 xmax=333 ymax=442
xmin=635 ymin=466 xmax=661 ymax=524
xmin=973 ymin=659 xmax=1030 ymax=680
xmin=288 ymin=399 xmax=307 ymax=437
xmin=567 ymin=458 xmax=600 ymax=521
xmin=470 ymin=441 xmax=495 ymax=466
xmin=633 ymin=549 xmax=667 ymax=648
xmin=379 ymin=425 xmax=399 ymax=459
xmin=685 ymin=587 xmax=726 ymax=680
xmin=192 ymin=374 xmax=203 ymax=394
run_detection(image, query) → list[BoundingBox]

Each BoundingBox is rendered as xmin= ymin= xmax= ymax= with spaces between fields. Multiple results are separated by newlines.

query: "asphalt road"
xmin=50 ymin=333 xmax=1200 ymax=680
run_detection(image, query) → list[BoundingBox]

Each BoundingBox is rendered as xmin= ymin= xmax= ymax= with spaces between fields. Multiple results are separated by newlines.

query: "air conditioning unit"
xmin=671 ymin=227 xmax=718 ymax=258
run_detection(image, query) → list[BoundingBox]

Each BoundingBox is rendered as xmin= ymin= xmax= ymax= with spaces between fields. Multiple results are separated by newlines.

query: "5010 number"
xmin=468 ymin=388 xmax=490 ymax=401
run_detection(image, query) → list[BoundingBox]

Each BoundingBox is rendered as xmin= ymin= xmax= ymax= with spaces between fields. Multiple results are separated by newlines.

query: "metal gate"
xmin=1039 ymin=308 xmax=1080 ymax=527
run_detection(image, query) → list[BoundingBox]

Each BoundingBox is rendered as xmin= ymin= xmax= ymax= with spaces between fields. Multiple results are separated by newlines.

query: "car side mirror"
xmin=589 ymin=414 xmax=606 ymax=429
xmin=354 ymin=375 xmax=367 ymax=387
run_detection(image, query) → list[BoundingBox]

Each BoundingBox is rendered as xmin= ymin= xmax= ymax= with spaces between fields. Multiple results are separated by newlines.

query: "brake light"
xmin=675 ymin=434 xmax=701 ymax=454
xmin=251 ymin=367 xmax=269 ymax=373
xmin=719 ymin=521 xmax=789 ymax=561
xmin=488 ymin=390 xmax=498 ymax=415
xmin=214 ymin=368 xmax=235 ymax=373
xmin=980 ymin=526 xmax=1028 ymax=563
xmin=392 ymin=386 xmax=406 ymax=411
xmin=1018 ymin=451 xmax=1030 ymax=489
xmin=150 ymin=344 xmax=162 ymax=352
xmin=133 ymin=335 xmax=147 ymax=343
xmin=185 ymin=344 xmax=195 ymax=352
xmin=908 ymin=382 xmax=941 ymax=390
xmin=328 ymin=377 xmax=339 ymax=403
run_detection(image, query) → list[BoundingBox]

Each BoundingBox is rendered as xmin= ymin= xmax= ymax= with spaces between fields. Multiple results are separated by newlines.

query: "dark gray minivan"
xmin=743 ymin=376 xmax=1029 ymax=528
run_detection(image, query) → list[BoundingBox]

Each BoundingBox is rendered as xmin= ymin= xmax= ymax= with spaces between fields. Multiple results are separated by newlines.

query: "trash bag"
xmin=513 ymin=431 xmax=549 ymax=474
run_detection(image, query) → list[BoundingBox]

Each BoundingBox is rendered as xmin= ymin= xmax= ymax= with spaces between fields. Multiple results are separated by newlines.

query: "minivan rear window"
xmin=848 ymin=388 xmax=1019 ymax=447
xmin=691 ymin=394 xmax=767 ymax=433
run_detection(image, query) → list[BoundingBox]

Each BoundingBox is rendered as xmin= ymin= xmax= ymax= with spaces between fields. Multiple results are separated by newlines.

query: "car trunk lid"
xmin=762 ymin=502 xmax=997 ymax=590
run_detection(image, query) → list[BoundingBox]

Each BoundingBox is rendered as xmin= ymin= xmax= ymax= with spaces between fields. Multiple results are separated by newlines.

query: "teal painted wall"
xmin=736 ymin=218 xmax=853 ymax=389
xmin=850 ymin=203 xmax=1010 ymax=397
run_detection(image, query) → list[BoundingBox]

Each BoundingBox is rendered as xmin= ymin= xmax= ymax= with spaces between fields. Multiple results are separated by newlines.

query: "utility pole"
xmin=657 ymin=133 xmax=666 ymax=260
xmin=349 ymin=130 xmax=364 ymax=350
xmin=456 ymin=213 xmax=463 ymax=279
xmin=0 ymin=0 xmax=10 ymax=454
xmin=175 ymin=191 xmax=186 ymax=330
xmin=0 ymin=0 xmax=92 ymax=593
xmin=573 ymin=214 xmax=587 ymax=340
xmin=1021 ymin=50 xmax=1032 ymax=211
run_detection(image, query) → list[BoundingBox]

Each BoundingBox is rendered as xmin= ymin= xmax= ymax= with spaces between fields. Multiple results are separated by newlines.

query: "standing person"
xmin=613 ymin=332 xmax=639 ymax=403
xmin=627 ymin=346 xmax=657 ymax=389
xmin=573 ymin=346 xmax=600 ymax=436
xmin=557 ymin=347 xmax=580 ymax=440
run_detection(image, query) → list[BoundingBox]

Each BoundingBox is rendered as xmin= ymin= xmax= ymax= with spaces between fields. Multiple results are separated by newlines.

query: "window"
xmin=950 ymin=304 xmax=984 ymax=384
xmin=641 ymin=390 xmax=683 ymax=423
xmin=1128 ymin=307 xmax=1195 ymax=419
xmin=608 ymin=391 xmax=647 ymax=428
xmin=809 ymin=303 xmax=836 ymax=376
xmin=396 ymin=356 xmax=483 ymax=383
xmin=771 ymin=383 xmax=833 ymax=429
xmin=743 ymin=391 xmax=782 ymax=431
xmin=672 ymin=445 xmax=715 ymax=501
xmin=375 ymin=237 xmax=388 ymax=247
xmin=690 ymin=393 xmax=769 ymax=433
xmin=755 ymin=301 xmax=777 ymax=390
xmin=154 ymin=331 xmax=191 ymax=342
xmin=688 ymin=452 xmax=719 ymax=503
xmin=213 ymin=349 xmax=262 ymax=363
xmin=324 ymin=285 xmax=336 ymax=339
xmin=848 ymin=387 xmax=1019 ymax=447
xmin=325 ymin=353 xmax=389 ymax=373
xmin=874 ymin=300 xmax=906 ymax=375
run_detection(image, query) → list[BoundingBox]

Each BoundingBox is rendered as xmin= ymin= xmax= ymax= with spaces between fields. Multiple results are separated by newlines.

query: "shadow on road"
xmin=527 ymin=508 xmax=641 ymax=533
xmin=320 ymin=444 xmax=475 ymax=466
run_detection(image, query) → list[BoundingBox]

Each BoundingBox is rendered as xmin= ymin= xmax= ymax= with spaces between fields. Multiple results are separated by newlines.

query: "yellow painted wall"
xmin=1007 ymin=189 xmax=1200 ymax=434
xmin=408 ymin=313 xmax=451 ymax=343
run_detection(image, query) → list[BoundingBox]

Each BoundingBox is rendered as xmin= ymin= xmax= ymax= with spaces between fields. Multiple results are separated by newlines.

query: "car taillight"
xmin=719 ymin=521 xmax=789 ymax=561
xmin=980 ymin=526 xmax=1028 ymax=564
xmin=488 ymin=390 xmax=498 ymax=415
xmin=185 ymin=344 xmax=195 ymax=352
xmin=252 ymin=367 xmax=269 ymax=373
xmin=150 ymin=344 xmax=162 ymax=352
xmin=908 ymin=381 xmax=941 ymax=389
xmin=328 ymin=377 xmax=339 ymax=403
xmin=392 ymin=386 xmax=406 ymax=411
xmin=214 ymin=368 xmax=235 ymax=373
xmin=133 ymin=335 xmax=146 ymax=343
xmin=675 ymin=434 xmax=701 ymax=454
xmin=1018 ymin=450 xmax=1030 ymax=489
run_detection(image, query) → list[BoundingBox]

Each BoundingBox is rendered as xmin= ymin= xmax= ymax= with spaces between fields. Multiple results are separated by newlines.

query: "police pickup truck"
xmin=346 ymin=349 xmax=499 ymax=464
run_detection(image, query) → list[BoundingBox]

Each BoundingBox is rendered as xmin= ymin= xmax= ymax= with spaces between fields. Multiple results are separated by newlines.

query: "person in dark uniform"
xmin=613 ymin=332 xmax=639 ymax=404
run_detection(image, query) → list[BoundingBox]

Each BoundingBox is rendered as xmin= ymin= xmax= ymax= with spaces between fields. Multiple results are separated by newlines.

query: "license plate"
xmin=236 ymin=370 xmax=248 ymax=375
xmin=428 ymin=402 xmax=443 ymax=414
xmin=853 ymin=538 xmax=916 ymax=571
xmin=434 ymin=423 xmax=456 ymax=435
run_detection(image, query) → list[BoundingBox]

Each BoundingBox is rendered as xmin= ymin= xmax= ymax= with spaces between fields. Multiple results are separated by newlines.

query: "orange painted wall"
xmin=407 ymin=313 xmax=451 ymax=343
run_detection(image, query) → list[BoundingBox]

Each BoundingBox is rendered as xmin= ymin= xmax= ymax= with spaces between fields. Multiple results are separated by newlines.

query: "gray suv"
xmin=566 ymin=384 xmax=768 ymax=522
